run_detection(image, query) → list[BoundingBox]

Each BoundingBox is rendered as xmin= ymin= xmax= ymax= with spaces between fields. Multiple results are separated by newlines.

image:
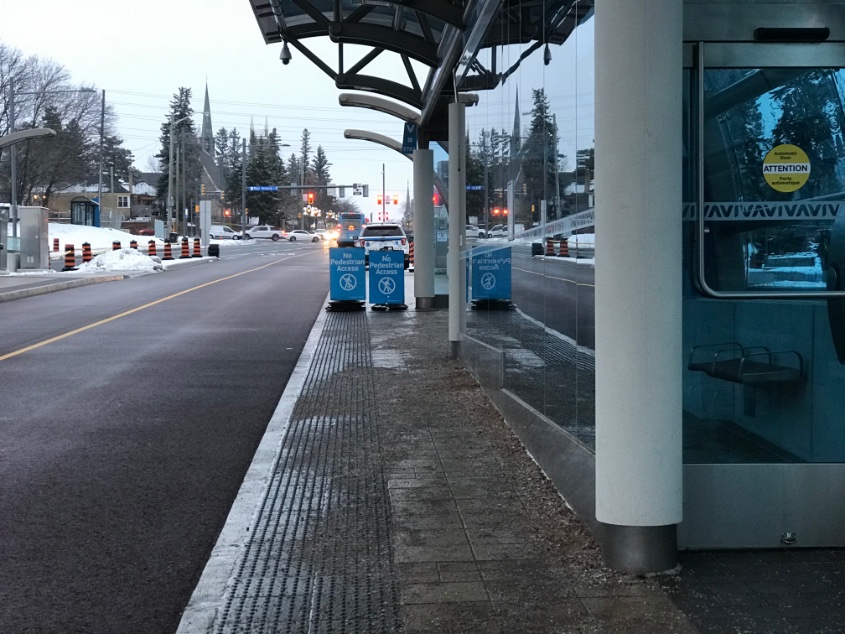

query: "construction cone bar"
xmin=163 ymin=241 xmax=174 ymax=261
xmin=130 ymin=240 xmax=138 ymax=249
xmin=62 ymin=244 xmax=77 ymax=271
xmin=180 ymin=238 xmax=191 ymax=259
xmin=53 ymin=237 xmax=59 ymax=252
xmin=112 ymin=240 xmax=121 ymax=251
xmin=192 ymin=237 xmax=202 ymax=258
xmin=546 ymin=238 xmax=555 ymax=256
xmin=148 ymin=240 xmax=157 ymax=257
xmin=558 ymin=237 xmax=569 ymax=257
xmin=82 ymin=242 xmax=92 ymax=264
xmin=409 ymin=241 xmax=415 ymax=269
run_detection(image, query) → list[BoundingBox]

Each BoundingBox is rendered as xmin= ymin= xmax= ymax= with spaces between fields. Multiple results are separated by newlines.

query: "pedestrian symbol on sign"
xmin=340 ymin=274 xmax=358 ymax=291
xmin=378 ymin=277 xmax=396 ymax=295
xmin=481 ymin=272 xmax=496 ymax=290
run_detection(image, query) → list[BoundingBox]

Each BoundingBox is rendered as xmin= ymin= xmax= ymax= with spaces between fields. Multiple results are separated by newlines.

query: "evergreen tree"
xmin=312 ymin=145 xmax=332 ymax=213
xmin=155 ymin=87 xmax=198 ymax=204
xmin=522 ymin=88 xmax=558 ymax=224
xmin=224 ymin=129 xmax=243 ymax=214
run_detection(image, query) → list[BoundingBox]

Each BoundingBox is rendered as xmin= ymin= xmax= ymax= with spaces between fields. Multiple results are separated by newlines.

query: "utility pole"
xmin=181 ymin=130 xmax=187 ymax=237
xmin=241 ymin=138 xmax=246 ymax=235
xmin=98 ymin=90 xmax=105 ymax=226
xmin=382 ymin=163 xmax=386 ymax=221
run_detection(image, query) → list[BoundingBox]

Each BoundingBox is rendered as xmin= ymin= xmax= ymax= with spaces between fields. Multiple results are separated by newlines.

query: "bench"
xmin=687 ymin=342 xmax=804 ymax=386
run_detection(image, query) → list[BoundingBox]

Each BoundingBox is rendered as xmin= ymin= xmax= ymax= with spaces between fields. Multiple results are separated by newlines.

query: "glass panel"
xmin=699 ymin=67 xmax=845 ymax=294
xmin=463 ymin=14 xmax=595 ymax=449
xmin=684 ymin=59 xmax=845 ymax=465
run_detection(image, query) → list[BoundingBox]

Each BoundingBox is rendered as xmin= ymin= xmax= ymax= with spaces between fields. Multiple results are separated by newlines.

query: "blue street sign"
xmin=466 ymin=185 xmax=484 ymax=191
xmin=330 ymin=248 xmax=366 ymax=301
xmin=401 ymin=122 xmax=418 ymax=155
xmin=247 ymin=185 xmax=279 ymax=192
xmin=369 ymin=250 xmax=405 ymax=305
xmin=471 ymin=247 xmax=512 ymax=301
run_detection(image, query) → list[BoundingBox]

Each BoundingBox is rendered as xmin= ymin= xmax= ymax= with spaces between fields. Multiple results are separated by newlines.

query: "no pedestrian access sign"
xmin=329 ymin=248 xmax=366 ymax=302
xmin=368 ymin=250 xmax=405 ymax=306
xmin=763 ymin=144 xmax=811 ymax=193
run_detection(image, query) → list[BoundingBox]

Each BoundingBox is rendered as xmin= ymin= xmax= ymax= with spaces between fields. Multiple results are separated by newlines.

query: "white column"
xmin=594 ymin=0 xmax=683 ymax=572
xmin=448 ymin=102 xmax=467 ymax=357
xmin=413 ymin=149 xmax=435 ymax=308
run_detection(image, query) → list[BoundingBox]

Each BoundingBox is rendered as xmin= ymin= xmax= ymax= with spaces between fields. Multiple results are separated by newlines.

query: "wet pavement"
xmin=3 ymin=272 xmax=844 ymax=633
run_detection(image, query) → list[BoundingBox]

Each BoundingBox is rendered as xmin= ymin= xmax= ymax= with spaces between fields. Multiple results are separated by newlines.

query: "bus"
xmin=337 ymin=211 xmax=366 ymax=247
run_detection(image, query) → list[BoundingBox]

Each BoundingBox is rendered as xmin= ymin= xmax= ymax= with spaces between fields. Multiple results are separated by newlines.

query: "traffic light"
xmin=307 ymin=192 xmax=314 ymax=205
xmin=377 ymin=193 xmax=383 ymax=205
xmin=492 ymin=208 xmax=500 ymax=216
xmin=392 ymin=194 xmax=399 ymax=205
xmin=201 ymin=183 xmax=206 ymax=195
xmin=503 ymin=208 xmax=509 ymax=216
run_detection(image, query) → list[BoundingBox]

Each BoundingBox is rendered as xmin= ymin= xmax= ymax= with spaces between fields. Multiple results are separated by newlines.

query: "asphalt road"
xmin=0 ymin=240 xmax=330 ymax=633
xmin=510 ymin=244 xmax=596 ymax=349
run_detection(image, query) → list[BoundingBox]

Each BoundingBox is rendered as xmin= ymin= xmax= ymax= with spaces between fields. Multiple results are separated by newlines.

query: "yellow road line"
xmin=0 ymin=258 xmax=288 ymax=362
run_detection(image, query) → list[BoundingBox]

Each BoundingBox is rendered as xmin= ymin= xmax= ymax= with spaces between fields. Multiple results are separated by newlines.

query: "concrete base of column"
xmin=415 ymin=297 xmax=435 ymax=310
xmin=450 ymin=340 xmax=461 ymax=359
xmin=598 ymin=522 xmax=678 ymax=574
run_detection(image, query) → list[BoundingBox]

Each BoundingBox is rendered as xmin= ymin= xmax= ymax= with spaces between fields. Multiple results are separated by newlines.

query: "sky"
xmin=1 ymin=0 xmax=418 ymax=222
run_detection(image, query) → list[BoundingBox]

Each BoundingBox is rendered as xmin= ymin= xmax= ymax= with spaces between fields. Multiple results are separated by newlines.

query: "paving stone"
xmin=401 ymin=581 xmax=488 ymax=604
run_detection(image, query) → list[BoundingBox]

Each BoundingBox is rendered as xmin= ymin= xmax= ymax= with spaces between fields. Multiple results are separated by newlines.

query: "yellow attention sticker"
xmin=763 ymin=144 xmax=811 ymax=192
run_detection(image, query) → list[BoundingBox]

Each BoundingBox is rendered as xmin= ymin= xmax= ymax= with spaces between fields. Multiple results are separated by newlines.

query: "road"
xmin=509 ymin=243 xmax=596 ymax=349
xmin=0 ymin=239 xmax=329 ymax=633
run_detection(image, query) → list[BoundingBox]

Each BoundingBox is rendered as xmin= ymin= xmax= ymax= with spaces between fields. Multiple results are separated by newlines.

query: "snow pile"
xmin=48 ymin=223 xmax=161 ymax=250
xmin=75 ymin=248 xmax=163 ymax=273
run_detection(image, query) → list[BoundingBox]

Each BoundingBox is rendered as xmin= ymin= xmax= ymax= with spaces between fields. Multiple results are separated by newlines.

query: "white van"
xmin=209 ymin=225 xmax=241 ymax=240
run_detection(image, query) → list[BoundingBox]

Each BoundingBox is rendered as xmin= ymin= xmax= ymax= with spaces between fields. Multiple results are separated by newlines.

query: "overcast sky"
xmin=2 ymin=0 xmax=418 ymax=220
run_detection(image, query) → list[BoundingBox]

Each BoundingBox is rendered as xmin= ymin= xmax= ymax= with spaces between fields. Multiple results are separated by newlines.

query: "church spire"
xmin=200 ymin=82 xmax=214 ymax=155
xmin=511 ymin=86 xmax=521 ymax=156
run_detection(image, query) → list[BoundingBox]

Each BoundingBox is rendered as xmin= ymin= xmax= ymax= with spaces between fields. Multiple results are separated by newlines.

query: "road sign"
xmin=247 ymin=186 xmax=279 ymax=192
xmin=401 ymin=122 xmax=418 ymax=155
xmin=466 ymin=185 xmax=484 ymax=191
xmin=471 ymin=247 xmax=512 ymax=301
xmin=369 ymin=250 xmax=405 ymax=305
xmin=329 ymin=248 xmax=366 ymax=301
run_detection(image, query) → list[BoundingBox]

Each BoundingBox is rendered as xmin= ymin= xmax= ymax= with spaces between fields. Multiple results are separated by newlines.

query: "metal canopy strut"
xmin=247 ymin=0 xmax=594 ymax=138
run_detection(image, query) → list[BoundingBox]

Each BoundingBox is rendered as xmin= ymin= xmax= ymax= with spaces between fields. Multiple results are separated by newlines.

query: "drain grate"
xmin=214 ymin=311 xmax=400 ymax=634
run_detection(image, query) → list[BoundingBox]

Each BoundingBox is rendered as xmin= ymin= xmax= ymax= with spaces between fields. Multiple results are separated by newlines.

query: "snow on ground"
xmin=5 ymin=223 xmax=251 ymax=274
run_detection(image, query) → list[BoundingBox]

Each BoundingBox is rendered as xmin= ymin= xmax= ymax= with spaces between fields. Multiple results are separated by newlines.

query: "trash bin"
xmin=208 ymin=244 xmax=220 ymax=258
xmin=168 ymin=232 xmax=178 ymax=243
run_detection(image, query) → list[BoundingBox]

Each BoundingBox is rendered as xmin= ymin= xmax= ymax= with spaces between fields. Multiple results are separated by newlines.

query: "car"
xmin=488 ymin=224 xmax=506 ymax=238
xmin=209 ymin=225 xmax=240 ymax=240
xmin=288 ymin=229 xmax=320 ymax=242
xmin=465 ymin=225 xmax=487 ymax=239
xmin=358 ymin=222 xmax=410 ymax=269
xmin=314 ymin=229 xmax=336 ymax=241
xmin=243 ymin=225 xmax=286 ymax=241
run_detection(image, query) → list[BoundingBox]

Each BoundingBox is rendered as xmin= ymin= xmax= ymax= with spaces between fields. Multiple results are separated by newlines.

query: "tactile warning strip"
xmin=214 ymin=311 xmax=400 ymax=634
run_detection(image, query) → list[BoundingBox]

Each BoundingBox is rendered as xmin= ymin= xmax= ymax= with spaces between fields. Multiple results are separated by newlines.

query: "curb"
xmin=0 ymin=275 xmax=126 ymax=303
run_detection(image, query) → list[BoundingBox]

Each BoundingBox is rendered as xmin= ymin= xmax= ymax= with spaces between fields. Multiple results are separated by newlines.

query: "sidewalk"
xmin=179 ymin=296 xmax=701 ymax=633
xmin=5 ymin=272 xmax=844 ymax=632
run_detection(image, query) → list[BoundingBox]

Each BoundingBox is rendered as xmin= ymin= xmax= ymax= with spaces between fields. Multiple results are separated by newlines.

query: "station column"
xmin=594 ymin=0 xmax=683 ymax=572
xmin=448 ymin=101 xmax=467 ymax=357
xmin=413 ymin=148 xmax=435 ymax=309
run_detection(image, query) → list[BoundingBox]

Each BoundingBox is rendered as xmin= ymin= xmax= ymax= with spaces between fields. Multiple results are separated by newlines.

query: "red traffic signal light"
xmin=307 ymin=192 xmax=314 ymax=204
xmin=503 ymin=207 xmax=509 ymax=215
xmin=492 ymin=208 xmax=500 ymax=216
xmin=392 ymin=194 xmax=399 ymax=205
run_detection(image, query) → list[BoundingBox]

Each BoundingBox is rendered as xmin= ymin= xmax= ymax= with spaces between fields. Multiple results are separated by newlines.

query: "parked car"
xmin=465 ymin=224 xmax=487 ymax=239
xmin=209 ymin=225 xmax=240 ymax=240
xmin=288 ymin=229 xmax=320 ymax=242
xmin=243 ymin=225 xmax=286 ymax=241
xmin=358 ymin=223 xmax=410 ymax=269
xmin=488 ymin=224 xmax=506 ymax=238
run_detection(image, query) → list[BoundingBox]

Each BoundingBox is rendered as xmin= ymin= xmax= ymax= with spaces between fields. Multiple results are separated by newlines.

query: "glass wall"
xmin=460 ymin=10 xmax=597 ymax=448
